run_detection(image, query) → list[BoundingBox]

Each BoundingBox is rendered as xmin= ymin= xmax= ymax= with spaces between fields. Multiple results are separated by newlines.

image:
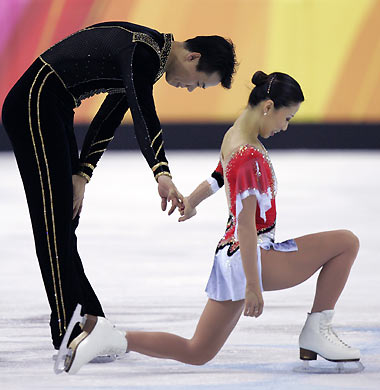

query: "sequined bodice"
xmin=216 ymin=144 xmax=277 ymax=255
xmin=222 ymin=144 xmax=277 ymax=212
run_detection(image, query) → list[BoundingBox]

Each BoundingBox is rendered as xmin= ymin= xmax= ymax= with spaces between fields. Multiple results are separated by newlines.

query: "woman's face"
xmin=260 ymin=102 xmax=301 ymax=138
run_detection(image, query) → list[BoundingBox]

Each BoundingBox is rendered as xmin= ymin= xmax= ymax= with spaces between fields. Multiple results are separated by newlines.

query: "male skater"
xmin=1 ymin=21 xmax=237 ymax=350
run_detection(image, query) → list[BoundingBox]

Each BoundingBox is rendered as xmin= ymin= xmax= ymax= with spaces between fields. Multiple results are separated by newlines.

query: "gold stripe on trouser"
xmin=28 ymin=64 xmax=67 ymax=334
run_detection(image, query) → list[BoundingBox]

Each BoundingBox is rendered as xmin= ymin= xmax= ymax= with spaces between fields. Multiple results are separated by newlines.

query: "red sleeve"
xmin=235 ymin=157 xmax=271 ymax=196
xmin=211 ymin=160 xmax=224 ymax=188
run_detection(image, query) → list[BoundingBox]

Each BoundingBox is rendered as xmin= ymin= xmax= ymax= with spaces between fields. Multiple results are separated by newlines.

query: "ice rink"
xmin=0 ymin=149 xmax=379 ymax=390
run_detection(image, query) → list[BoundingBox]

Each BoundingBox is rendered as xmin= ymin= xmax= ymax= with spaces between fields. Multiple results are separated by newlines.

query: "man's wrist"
xmin=78 ymin=162 xmax=94 ymax=182
xmin=76 ymin=171 xmax=90 ymax=183
xmin=155 ymin=171 xmax=172 ymax=182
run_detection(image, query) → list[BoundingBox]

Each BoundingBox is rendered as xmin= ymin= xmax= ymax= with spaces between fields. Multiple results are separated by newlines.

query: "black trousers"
xmin=2 ymin=58 xmax=104 ymax=348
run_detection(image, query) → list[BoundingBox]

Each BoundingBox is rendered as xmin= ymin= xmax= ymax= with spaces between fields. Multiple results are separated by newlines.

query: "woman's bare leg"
xmin=126 ymin=299 xmax=244 ymax=365
xmin=261 ymin=230 xmax=359 ymax=312
xmin=126 ymin=230 xmax=358 ymax=364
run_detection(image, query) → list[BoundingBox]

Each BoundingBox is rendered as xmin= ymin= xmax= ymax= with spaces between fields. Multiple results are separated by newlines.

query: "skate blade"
xmin=89 ymin=354 xmax=117 ymax=364
xmin=53 ymin=353 xmax=119 ymax=363
xmin=293 ymin=360 xmax=365 ymax=374
xmin=53 ymin=304 xmax=83 ymax=374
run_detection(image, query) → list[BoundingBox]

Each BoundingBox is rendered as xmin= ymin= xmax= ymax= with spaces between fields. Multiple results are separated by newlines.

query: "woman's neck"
xmin=233 ymin=107 xmax=261 ymax=145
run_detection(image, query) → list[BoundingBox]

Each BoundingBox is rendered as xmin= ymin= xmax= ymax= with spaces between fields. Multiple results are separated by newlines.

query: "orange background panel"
xmin=0 ymin=0 xmax=379 ymax=123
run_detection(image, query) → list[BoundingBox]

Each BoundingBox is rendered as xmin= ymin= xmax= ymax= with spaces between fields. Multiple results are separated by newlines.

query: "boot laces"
xmin=320 ymin=323 xmax=351 ymax=349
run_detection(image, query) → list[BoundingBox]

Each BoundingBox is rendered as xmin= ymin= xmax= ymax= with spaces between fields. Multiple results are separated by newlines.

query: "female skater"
xmin=59 ymin=71 xmax=361 ymax=374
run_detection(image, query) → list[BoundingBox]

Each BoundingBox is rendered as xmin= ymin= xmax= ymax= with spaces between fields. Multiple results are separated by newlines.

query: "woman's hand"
xmin=178 ymin=197 xmax=197 ymax=222
xmin=244 ymin=285 xmax=264 ymax=318
xmin=72 ymin=174 xmax=87 ymax=219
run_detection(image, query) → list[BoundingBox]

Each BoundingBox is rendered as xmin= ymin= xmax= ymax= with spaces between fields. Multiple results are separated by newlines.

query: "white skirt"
xmin=205 ymin=239 xmax=298 ymax=301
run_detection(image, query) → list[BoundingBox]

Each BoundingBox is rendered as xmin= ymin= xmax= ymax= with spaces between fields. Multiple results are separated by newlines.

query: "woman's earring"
xmin=264 ymin=112 xmax=267 ymax=116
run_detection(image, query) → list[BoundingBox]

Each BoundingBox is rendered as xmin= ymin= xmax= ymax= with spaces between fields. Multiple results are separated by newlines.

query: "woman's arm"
xmin=179 ymin=159 xmax=224 ymax=222
xmin=178 ymin=180 xmax=214 ymax=222
xmin=237 ymin=195 xmax=264 ymax=317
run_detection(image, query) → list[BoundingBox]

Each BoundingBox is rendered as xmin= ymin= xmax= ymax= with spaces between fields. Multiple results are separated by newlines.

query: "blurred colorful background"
xmin=0 ymin=0 xmax=379 ymax=149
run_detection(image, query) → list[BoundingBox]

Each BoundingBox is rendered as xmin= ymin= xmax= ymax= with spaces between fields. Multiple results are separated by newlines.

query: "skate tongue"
xmin=321 ymin=310 xmax=334 ymax=320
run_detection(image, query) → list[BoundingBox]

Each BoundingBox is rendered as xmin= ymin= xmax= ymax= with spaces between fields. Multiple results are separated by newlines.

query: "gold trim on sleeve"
xmin=155 ymin=171 xmax=172 ymax=181
xmin=77 ymin=171 xmax=91 ymax=183
xmin=150 ymin=129 xmax=162 ymax=148
xmin=86 ymin=149 xmax=107 ymax=158
xmin=82 ymin=95 xmax=126 ymax=163
xmin=90 ymin=136 xmax=114 ymax=147
xmin=151 ymin=161 xmax=168 ymax=172
xmin=154 ymin=142 xmax=163 ymax=159
xmin=80 ymin=162 xmax=95 ymax=170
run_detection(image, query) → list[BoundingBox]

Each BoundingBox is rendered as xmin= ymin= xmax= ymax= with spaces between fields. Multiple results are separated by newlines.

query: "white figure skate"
xmin=54 ymin=304 xmax=128 ymax=374
xmin=294 ymin=310 xmax=364 ymax=373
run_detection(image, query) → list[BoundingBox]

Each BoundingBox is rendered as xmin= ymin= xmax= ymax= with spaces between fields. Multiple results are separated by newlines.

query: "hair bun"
xmin=251 ymin=71 xmax=268 ymax=86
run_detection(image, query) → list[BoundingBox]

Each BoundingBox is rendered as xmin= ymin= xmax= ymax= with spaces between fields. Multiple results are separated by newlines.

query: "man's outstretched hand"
xmin=157 ymin=175 xmax=184 ymax=215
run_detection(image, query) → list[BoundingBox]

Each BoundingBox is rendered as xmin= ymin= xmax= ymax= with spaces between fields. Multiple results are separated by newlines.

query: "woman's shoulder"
xmin=223 ymin=144 xmax=267 ymax=169
xmin=226 ymin=144 xmax=274 ymax=196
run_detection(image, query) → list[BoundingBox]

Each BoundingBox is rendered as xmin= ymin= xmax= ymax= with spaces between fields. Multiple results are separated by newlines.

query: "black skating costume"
xmin=2 ymin=21 xmax=173 ymax=348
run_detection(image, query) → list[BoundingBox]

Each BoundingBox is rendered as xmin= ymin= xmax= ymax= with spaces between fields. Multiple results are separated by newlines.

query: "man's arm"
xmin=121 ymin=43 xmax=171 ymax=180
xmin=120 ymin=43 xmax=182 ymax=210
xmin=77 ymin=93 xmax=129 ymax=182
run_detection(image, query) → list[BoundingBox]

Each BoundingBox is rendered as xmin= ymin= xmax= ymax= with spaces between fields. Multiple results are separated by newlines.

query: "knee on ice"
xmin=186 ymin=346 xmax=217 ymax=366
xmin=189 ymin=356 xmax=214 ymax=366
xmin=339 ymin=229 xmax=360 ymax=257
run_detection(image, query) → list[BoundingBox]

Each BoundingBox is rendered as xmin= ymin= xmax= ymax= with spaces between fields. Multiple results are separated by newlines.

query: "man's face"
xmin=165 ymin=53 xmax=221 ymax=92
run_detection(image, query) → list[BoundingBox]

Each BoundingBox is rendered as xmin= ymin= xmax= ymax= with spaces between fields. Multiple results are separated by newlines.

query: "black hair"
xmin=249 ymin=71 xmax=304 ymax=108
xmin=184 ymin=36 xmax=237 ymax=89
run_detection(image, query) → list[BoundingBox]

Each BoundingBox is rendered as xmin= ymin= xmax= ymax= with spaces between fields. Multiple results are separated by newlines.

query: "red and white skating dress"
xmin=205 ymin=144 xmax=298 ymax=301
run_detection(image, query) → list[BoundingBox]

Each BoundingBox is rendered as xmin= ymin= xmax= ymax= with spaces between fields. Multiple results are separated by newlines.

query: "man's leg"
xmin=2 ymin=64 xmax=101 ymax=348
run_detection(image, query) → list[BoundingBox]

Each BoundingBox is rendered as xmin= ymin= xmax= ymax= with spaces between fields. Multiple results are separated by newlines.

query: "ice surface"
xmin=0 ymin=150 xmax=379 ymax=389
